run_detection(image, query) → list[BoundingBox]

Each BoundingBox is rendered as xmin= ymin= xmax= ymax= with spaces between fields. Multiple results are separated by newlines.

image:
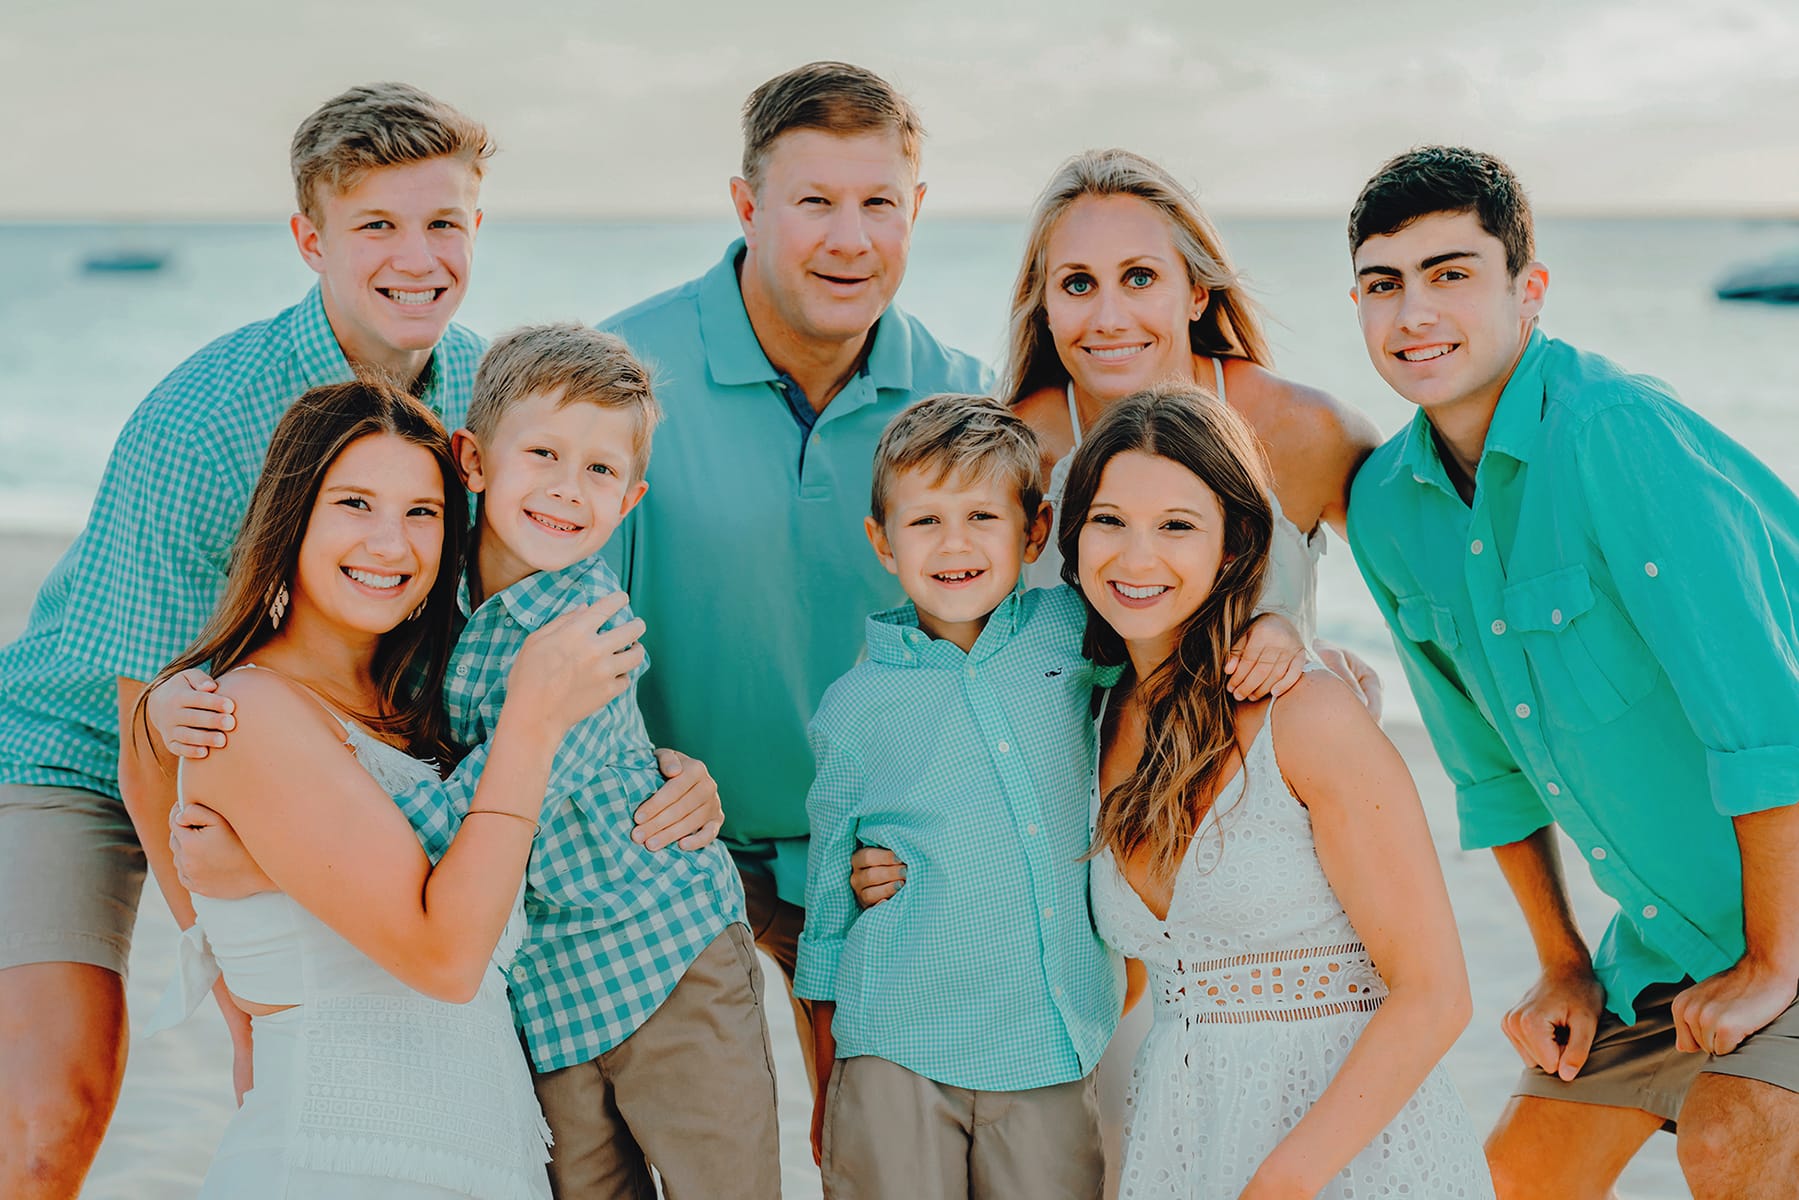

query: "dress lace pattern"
xmin=1089 ymin=704 xmax=1495 ymax=1198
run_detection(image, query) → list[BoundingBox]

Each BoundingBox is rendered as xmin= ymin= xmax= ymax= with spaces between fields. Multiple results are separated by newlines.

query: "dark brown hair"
xmin=740 ymin=61 xmax=923 ymax=192
xmin=141 ymin=380 xmax=469 ymax=761
xmin=1058 ymin=383 xmax=1274 ymax=885
xmin=1349 ymin=145 xmax=1536 ymax=277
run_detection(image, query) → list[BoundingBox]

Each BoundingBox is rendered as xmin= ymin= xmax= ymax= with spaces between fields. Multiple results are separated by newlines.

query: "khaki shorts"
xmin=0 ymin=782 xmax=145 ymax=976
xmin=1515 ymin=979 xmax=1799 ymax=1129
xmin=822 ymin=1055 xmax=1103 ymax=1200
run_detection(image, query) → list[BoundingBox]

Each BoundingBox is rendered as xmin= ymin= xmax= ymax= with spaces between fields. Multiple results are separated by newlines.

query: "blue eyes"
xmin=1061 ymin=268 xmax=1155 ymax=296
xmin=1125 ymin=268 xmax=1154 ymax=288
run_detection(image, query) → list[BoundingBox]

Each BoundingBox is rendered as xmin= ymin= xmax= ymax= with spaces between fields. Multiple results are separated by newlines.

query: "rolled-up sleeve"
xmin=792 ymin=712 xmax=865 ymax=1002
xmin=1572 ymin=401 xmax=1799 ymax=818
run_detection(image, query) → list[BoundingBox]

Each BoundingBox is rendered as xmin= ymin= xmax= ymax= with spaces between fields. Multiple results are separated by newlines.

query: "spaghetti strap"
xmin=1211 ymin=356 xmax=1227 ymax=403
xmin=1064 ymin=380 xmax=1084 ymax=448
xmin=225 ymin=662 xmax=355 ymax=743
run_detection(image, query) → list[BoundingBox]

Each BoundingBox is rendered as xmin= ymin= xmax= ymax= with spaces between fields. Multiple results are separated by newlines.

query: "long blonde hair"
xmin=999 ymin=148 xmax=1272 ymax=407
xmin=1059 ymin=383 xmax=1275 ymax=885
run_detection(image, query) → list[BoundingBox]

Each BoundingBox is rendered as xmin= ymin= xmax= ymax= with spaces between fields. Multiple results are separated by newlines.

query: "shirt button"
xmin=1470 ymin=539 xmax=1485 ymax=555
xmin=1642 ymin=904 xmax=1659 ymax=919
xmin=1027 ymin=823 xmax=1039 ymax=836
xmin=1645 ymin=562 xmax=1660 ymax=577
xmin=1491 ymin=619 xmax=1507 ymax=636
xmin=1514 ymin=702 xmax=1532 ymax=719
xmin=511 ymin=965 xmax=527 ymax=982
xmin=1551 ymin=609 xmax=1563 ymax=625
xmin=1053 ymin=986 xmax=1064 ymax=999
xmin=1590 ymin=846 xmax=1607 ymax=861
xmin=456 ymin=664 xmax=470 ymax=677
xmin=997 ymin=741 xmax=1010 ymax=754
xmin=1546 ymin=782 xmax=1562 ymax=796
xmin=1043 ymin=907 xmax=1055 ymax=920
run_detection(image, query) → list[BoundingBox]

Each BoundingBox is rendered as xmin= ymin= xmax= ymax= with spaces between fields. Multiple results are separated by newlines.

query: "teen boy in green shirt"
xmin=1345 ymin=146 xmax=1799 ymax=1200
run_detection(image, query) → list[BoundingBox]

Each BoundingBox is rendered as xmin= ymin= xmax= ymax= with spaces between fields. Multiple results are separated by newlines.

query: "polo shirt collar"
xmin=293 ymin=282 xmax=453 ymax=419
xmin=865 ymin=587 xmax=1026 ymax=667
xmin=458 ymin=550 xmax=612 ymax=631
xmin=696 ymin=239 xmax=915 ymax=395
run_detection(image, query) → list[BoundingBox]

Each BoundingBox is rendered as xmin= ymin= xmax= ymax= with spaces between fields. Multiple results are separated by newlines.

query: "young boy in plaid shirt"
xmin=161 ymin=325 xmax=779 ymax=1198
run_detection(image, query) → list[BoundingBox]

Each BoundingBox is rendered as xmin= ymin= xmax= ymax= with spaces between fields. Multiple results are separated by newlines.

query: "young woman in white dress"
xmin=1068 ymin=385 xmax=1494 ymax=1199
xmin=123 ymin=381 xmax=646 ymax=1199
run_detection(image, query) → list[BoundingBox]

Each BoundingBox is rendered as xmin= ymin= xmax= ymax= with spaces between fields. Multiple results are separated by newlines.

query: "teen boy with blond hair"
xmin=600 ymin=61 xmax=988 ymax=1086
xmin=1345 ymin=146 xmax=1799 ymax=1200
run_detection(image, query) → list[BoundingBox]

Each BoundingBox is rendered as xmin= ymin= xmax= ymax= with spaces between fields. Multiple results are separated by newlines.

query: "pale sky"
xmin=7 ymin=0 xmax=1797 ymax=218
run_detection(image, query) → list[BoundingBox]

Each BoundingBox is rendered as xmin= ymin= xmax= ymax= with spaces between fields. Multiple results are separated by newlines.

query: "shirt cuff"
xmin=791 ymin=934 xmax=841 ymax=1001
xmin=1456 ymin=771 xmax=1555 ymax=851
xmin=1708 ymin=743 xmax=1799 ymax=817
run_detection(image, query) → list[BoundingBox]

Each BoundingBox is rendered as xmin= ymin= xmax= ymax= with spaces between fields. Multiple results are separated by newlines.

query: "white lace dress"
xmin=1088 ymin=703 xmax=1494 ymax=1199
xmin=149 ymin=709 xmax=551 ymax=1200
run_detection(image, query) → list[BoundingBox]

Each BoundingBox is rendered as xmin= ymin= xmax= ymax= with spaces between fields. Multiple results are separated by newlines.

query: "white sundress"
xmin=1023 ymin=358 xmax=1325 ymax=645
xmin=1087 ymin=698 xmax=1495 ymax=1198
xmin=148 ymin=670 xmax=551 ymax=1200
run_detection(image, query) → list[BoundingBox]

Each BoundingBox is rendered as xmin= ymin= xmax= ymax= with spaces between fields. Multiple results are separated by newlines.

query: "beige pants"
xmin=821 ymin=1055 xmax=1103 ymax=1200
xmin=0 ymin=782 xmax=145 ymax=974
xmin=531 ymin=924 xmax=781 ymax=1199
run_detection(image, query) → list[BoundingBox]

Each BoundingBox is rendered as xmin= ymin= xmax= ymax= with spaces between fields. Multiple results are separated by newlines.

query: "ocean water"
xmin=3 ymin=215 xmax=1797 ymax=723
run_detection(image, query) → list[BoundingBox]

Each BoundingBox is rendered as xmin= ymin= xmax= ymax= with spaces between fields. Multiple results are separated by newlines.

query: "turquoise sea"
xmin=3 ymin=215 xmax=1797 ymax=723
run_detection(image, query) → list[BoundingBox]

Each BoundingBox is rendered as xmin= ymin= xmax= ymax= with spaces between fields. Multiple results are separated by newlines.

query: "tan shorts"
xmin=1514 ymin=979 xmax=1799 ymax=1129
xmin=0 ymin=782 xmax=145 ymax=976
xmin=821 ymin=1054 xmax=1103 ymax=1200
xmin=530 ymin=923 xmax=780 ymax=1200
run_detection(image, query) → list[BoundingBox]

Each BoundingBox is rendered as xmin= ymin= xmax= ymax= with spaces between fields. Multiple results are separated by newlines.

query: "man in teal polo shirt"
xmin=601 ymin=61 xmax=986 ymax=1083
xmin=1345 ymin=146 xmax=1799 ymax=1199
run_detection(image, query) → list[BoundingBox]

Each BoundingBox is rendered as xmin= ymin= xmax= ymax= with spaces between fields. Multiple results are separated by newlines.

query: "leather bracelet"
xmin=463 ymin=809 xmax=541 ymax=836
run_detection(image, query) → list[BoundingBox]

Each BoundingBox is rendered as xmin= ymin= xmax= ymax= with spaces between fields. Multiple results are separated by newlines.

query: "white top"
xmin=1023 ymin=359 xmax=1325 ymax=643
xmin=149 ymin=668 xmax=549 ymax=1199
xmin=1087 ymin=693 xmax=1494 ymax=1198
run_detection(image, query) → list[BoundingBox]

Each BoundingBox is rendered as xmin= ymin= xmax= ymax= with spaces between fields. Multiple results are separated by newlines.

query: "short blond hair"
xmin=870 ymin=394 xmax=1043 ymax=526
xmin=467 ymin=325 xmax=661 ymax=478
xmin=290 ymin=82 xmax=493 ymax=223
xmin=740 ymin=62 xmax=923 ymax=193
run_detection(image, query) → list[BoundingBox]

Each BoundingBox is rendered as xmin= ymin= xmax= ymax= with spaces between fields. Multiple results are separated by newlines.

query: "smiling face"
xmin=456 ymin=389 xmax=649 ymax=599
xmin=1077 ymin=450 xmax=1226 ymax=670
xmin=865 ymin=465 xmax=1050 ymax=652
xmin=1352 ymin=209 xmax=1547 ymax=429
xmin=733 ymin=128 xmax=923 ymax=354
xmin=1043 ymin=194 xmax=1207 ymax=404
xmin=289 ymin=432 xmax=446 ymax=642
xmin=292 ymin=156 xmax=482 ymax=383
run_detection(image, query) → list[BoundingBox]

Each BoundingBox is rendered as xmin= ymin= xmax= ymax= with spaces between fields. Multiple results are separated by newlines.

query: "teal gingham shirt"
xmin=394 ymin=552 xmax=745 ymax=1072
xmin=1349 ymin=330 xmax=1799 ymax=1023
xmin=600 ymin=241 xmax=991 ymax=906
xmin=793 ymin=586 xmax=1124 ymax=1091
xmin=0 ymin=285 xmax=481 ymax=800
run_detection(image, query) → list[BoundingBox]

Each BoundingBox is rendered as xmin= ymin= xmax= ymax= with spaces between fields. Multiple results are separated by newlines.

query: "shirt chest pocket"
xmin=1395 ymin=595 xmax=1462 ymax=652
xmin=1502 ymin=564 xmax=1660 ymax=730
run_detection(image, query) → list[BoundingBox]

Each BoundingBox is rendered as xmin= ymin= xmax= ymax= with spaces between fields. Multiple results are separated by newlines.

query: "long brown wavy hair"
xmin=1059 ymin=383 xmax=1275 ymax=885
xmin=138 ymin=380 xmax=468 ymax=762
xmin=999 ymin=148 xmax=1273 ymax=408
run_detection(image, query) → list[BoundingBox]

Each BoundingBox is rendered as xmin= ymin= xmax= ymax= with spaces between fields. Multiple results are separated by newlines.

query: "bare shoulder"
xmin=184 ymin=670 xmax=347 ymax=806
xmin=1269 ymin=671 xmax=1396 ymax=795
xmin=1014 ymin=384 xmax=1076 ymax=455
xmin=1226 ymin=361 xmax=1381 ymax=458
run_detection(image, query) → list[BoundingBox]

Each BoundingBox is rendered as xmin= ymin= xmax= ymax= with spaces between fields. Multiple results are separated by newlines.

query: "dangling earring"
xmin=407 ymin=600 xmax=427 ymax=622
xmin=267 ymin=582 xmax=289 ymax=630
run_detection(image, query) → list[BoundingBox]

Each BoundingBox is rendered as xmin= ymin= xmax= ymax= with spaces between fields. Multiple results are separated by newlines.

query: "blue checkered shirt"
xmin=394 ymin=552 xmax=744 ymax=1071
xmin=793 ymin=586 xmax=1124 ymax=1091
xmin=0 ymin=286 xmax=481 ymax=799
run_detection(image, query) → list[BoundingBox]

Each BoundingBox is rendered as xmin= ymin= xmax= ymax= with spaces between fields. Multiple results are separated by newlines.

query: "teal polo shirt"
xmin=1349 ymin=329 xmax=1799 ymax=1022
xmin=600 ymin=241 xmax=990 ymax=904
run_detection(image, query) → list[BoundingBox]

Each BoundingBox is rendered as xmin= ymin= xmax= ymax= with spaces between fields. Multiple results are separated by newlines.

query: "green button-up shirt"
xmin=599 ymin=241 xmax=990 ymax=904
xmin=1348 ymin=329 xmax=1799 ymax=1022
xmin=0 ymin=286 xmax=482 ymax=799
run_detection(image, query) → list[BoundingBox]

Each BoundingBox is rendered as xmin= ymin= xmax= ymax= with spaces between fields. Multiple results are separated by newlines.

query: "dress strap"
xmin=1211 ymin=356 xmax=1228 ymax=403
xmin=226 ymin=663 xmax=356 ymax=745
xmin=1064 ymin=380 xmax=1084 ymax=448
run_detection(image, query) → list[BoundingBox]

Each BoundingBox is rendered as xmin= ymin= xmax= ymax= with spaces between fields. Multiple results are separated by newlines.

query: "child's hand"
xmin=1314 ymin=638 xmax=1384 ymax=722
xmin=1224 ymin=613 xmax=1306 ymax=701
xmin=148 ymin=668 xmax=235 ymax=759
xmin=850 ymin=845 xmax=906 ymax=907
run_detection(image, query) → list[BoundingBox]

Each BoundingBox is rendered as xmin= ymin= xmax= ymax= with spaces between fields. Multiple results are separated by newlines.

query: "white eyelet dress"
xmin=148 ymin=694 xmax=551 ymax=1200
xmin=1087 ymin=700 xmax=1494 ymax=1198
xmin=1023 ymin=360 xmax=1325 ymax=645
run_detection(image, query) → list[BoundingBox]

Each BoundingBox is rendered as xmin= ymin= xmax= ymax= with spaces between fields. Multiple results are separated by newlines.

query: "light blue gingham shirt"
xmin=395 ymin=552 xmax=745 ymax=1072
xmin=1350 ymin=329 xmax=1799 ymax=1022
xmin=0 ymin=285 xmax=481 ymax=799
xmin=793 ymin=586 xmax=1124 ymax=1091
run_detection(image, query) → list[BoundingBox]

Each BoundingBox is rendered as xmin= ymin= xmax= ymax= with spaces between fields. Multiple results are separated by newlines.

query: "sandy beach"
xmin=0 ymin=532 xmax=1687 ymax=1199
